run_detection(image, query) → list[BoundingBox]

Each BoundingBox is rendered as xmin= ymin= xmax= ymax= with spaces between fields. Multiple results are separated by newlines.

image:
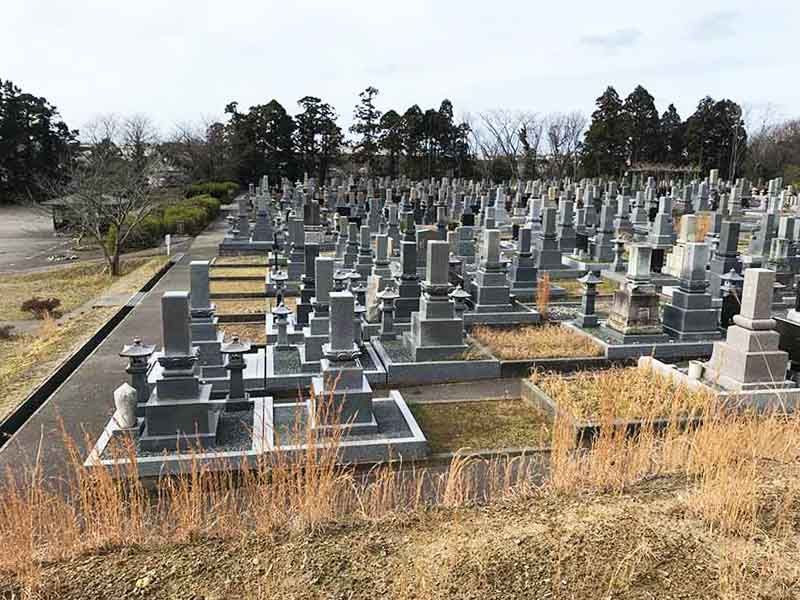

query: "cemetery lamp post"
xmin=272 ymin=269 xmax=288 ymax=305
xmin=377 ymin=286 xmax=399 ymax=340
xmin=576 ymin=271 xmax=602 ymax=328
xmin=272 ymin=303 xmax=292 ymax=349
xmin=221 ymin=335 xmax=251 ymax=402
xmin=611 ymin=238 xmax=626 ymax=272
xmin=120 ymin=338 xmax=155 ymax=405
xmin=347 ymin=270 xmax=361 ymax=292
xmin=449 ymin=285 xmax=471 ymax=331
xmin=720 ymin=269 xmax=744 ymax=328
xmin=333 ymin=270 xmax=349 ymax=292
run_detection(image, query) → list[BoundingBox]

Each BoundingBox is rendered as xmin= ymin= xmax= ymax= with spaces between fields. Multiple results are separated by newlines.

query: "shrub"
xmin=0 ymin=324 xmax=15 ymax=340
xmin=185 ymin=181 xmax=239 ymax=200
xmin=21 ymin=297 xmax=62 ymax=320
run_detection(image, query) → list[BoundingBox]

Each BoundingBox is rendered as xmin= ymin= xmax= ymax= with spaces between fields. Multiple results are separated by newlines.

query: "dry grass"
xmin=210 ymin=267 xmax=268 ymax=278
xmin=472 ymin=324 xmax=603 ymax=360
xmin=220 ymin=323 xmax=267 ymax=344
xmin=531 ymin=365 xmax=711 ymax=422
xmin=213 ymin=255 xmax=270 ymax=265
xmin=0 ymin=258 xmax=168 ymax=420
xmin=2 ymin=399 xmax=800 ymax=598
xmin=410 ymin=400 xmax=552 ymax=453
xmin=215 ymin=297 xmax=296 ymax=316
xmin=0 ymin=308 xmax=118 ymax=420
xmin=536 ymin=272 xmax=551 ymax=317
xmin=0 ymin=392 xmax=541 ymax=597
xmin=210 ymin=280 xmax=265 ymax=294
xmin=0 ymin=257 xmax=165 ymax=321
xmin=556 ymin=277 xmax=617 ymax=297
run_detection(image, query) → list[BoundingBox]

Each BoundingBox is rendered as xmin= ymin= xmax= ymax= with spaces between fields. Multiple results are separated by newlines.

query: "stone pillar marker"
xmin=162 ymin=291 xmax=193 ymax=358
xmin=325 ymin=291 xmax=359 ymax=358
xmin=315 ymin=256 xmax=334 ymax=307
xmin=190 ymin=260 xmax=212 ymax=310
xmin=627 ymin=244 xmax=652 ymax=281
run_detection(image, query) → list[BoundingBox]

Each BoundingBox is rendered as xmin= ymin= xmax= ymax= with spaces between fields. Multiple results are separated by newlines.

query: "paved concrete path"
xmin=0 ymin=219 xmax=228 ymax=483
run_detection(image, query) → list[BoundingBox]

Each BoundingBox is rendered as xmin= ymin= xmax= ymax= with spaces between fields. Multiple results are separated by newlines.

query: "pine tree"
xmin=294 ymin=96 xmax=343 ymax=181
xmin=581 ymin=86 xmax=628 ymax=176
xmin=623 ymin=85 xmax=661 ymax=164
xmin=685 ymin=97 xmax=746 ymax=178
xmin=350 ymin=86 xmax=382 ymax=173
xmin=659 ymin=104 xmax=686 ymax=165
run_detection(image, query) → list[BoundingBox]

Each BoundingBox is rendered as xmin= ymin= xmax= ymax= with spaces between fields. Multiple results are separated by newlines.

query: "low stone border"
xmin=371 ymin=338 xmax=501 ymax=386
xmin=561 ymin=320 xmax=715 ymax=360
xmin=500 ymin=356 xmax=637 ymax=378
xmin=0 ymin=255 xmax=180 ymax=448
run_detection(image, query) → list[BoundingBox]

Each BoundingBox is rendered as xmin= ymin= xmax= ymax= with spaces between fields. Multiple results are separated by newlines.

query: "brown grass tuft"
xmin=472 ymin=325 xmax=603 ymax=360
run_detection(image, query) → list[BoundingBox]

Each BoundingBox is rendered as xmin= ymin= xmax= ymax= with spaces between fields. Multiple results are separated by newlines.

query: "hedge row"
xmin=185 ymin=181 xmax=239 ymax=200
xmin=127 ymin=194 xmax=221 ymax=249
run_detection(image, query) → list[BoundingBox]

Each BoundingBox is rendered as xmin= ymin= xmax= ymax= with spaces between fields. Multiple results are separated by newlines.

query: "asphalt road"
xmin=0 ymin=205 xmax=78 ymax=272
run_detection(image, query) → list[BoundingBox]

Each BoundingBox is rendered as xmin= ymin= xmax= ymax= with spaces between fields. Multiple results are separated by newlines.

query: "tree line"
xmin=582 ymin=85 xmax=749 ymax=181
xmin=4 ymin=76 xmax=800 ymax=206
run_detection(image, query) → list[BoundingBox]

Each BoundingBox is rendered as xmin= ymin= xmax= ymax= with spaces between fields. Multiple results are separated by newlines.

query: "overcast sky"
xmin=3 ymin=0 xmax=798 ymax=136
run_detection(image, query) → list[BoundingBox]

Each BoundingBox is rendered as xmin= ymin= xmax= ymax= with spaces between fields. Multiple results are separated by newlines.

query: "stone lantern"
xmin=271 ymin=303 xmax=292 ymax=349
xmin=576 ymin=270 xmax=603 ymax=328
xmin=120 ymin=338 xmax=155 ymax=408
xmin=449 ymin=285 xmax=471 ymax=328
xmin=220 ymin=335 xmax=251 ymax=403
xmin=377 ymin=286 xmax=399 ymax=340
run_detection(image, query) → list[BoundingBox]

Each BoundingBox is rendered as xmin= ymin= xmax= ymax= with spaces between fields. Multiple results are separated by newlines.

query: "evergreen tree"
xmin=659 ymin=104 xmax=686 ymax=165
xmin=350 ymin=86 xmax=382 ymax=173
xmin=0 ymin=77 xmax=77 ymax=203
xmin=294 ymin=96 xmax=343 ymax=181
xmin=378 ymin=109 xmax=404 ymax=177
xmin=581 ymin=86 xmax=628 ymax=176
xmin=401 ymin=104 xmax=425 ymax=179
xmin=623 ymin=85 xmax=661 ymax=164
xmin=685 ymin=97 xmax=746 ymax=179
xmin=225 ymin=100 xmax=296 ymax=184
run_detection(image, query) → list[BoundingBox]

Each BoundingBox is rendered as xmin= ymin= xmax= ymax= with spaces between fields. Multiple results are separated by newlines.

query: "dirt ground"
xmin=2 ymin=471 xmax=798 ymax=600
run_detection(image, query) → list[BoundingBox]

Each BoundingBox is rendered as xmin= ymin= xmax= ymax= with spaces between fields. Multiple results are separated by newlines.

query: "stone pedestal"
xmin=606 ymin=245 xmax=667 ymax=342
xmin=704 ymin=268 xmax=793 ymax=390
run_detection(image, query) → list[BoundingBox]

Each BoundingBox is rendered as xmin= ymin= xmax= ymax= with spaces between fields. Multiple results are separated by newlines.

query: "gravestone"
xmin=189 ymin=260 xmax=225 ymax=378
xmin=606 ymin=244 xmax=667 ymax=342
xmin=509 ymin=226 xmax=538 ymax=301
xmin=708 ymin=221 xmax=742 ymax=298
xmin=704 ymin=269 xmax=793 ymax=390
xmin=662 ymin=243 xmax=722 ymax=341
xmin=311 ymin=291 xmax=377 ymax=434
xmin=140 ymin=292 xmax=218 ymax=451
xmin=535 ymin=207 xmax=564 ymax=270
xmin=404 ymin=241 xmax=467 ymax=361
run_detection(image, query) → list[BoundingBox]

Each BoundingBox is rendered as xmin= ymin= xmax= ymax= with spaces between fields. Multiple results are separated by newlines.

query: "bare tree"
xmin=45 ymin=114 xmax=162 ymax=275
xmin=544 ymin=111 xmax=587 ymax=179
xmin=165 ymin=116 xmax=228 ymax=182
xmin=473 ymin=109 xmax=542 ymax=179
